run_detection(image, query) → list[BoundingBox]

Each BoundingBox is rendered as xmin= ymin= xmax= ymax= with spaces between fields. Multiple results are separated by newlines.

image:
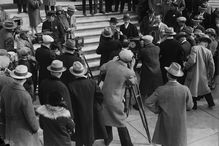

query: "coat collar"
xmin=166 ymin=80 xmax=179 ymax=86
xmin=11 ymin=82 xmax=26 ymax=91
xmin=36 ymin=105 xmax=71 ymax=119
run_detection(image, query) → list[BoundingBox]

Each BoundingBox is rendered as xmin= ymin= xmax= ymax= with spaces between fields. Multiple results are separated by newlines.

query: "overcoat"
xmin=39 ymin=76 xmax=73 ymax=116
xmin=145 ymin=81 xmax=193 ymax=146
xmin=43 ymin=0 xmax=56 ymax=6
xmin=184 ymin=45 xmax=215 ymax=97
xmin=35 ymin=45 xmax=56 ymax=83
xmin=0 ymin=29 xmax=14 ymax=52
xmin=96 ymin=36 xmax=122 ymax=66
xmin=28 ymin=0 xmax=42 ymax=28
xmin=100 ymin=60 xmax=136 ymax=127
xmin=36 ymin=105 xmax=74 ymax=146
xmin=0 ymin=82 xmax=41 ymax=146
xmin=139 ymin=43 xmax=163 ymax=98
xmin=67 ymin=77 xmax=105 ymax=146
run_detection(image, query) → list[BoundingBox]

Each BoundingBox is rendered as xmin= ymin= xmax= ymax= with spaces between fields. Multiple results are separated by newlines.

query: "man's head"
xmin=109 ymin=17 xmax=118 ymax=29
xmin=198 ymin=34 xmax=211 ymax=47
xmin=123 ymin=14 xmax=131 ymax=25
xmin=56 ymin=5 xmax=63 ymax=15
xmin=47 ymin=11 xmax=56 ymax=22
xmin=165 ymin=62 xmax=184 ymax=80
xmin=154 ymin=14 xmax=162 ymax=24
xmin=63 ymin=39 xmax=77 ymax=54
xmin=10 ymin=65 xmax=32 ymax=85
xmin=47 ymin=60 xmax=66 ymax=78
xmin=67 ymin=5 xmax=77 ymax=16
xmin=177 ymin=17 xmax=186 ymax=27
xmin=141 ymin=35 xmax=154 ymax=45
xmin=119 ymin=49 xmax=134 ymax=63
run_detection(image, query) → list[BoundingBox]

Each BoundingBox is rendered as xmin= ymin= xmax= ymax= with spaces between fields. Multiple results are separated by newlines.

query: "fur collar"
xmin=36 ymin=105 xmax=71 ymax=119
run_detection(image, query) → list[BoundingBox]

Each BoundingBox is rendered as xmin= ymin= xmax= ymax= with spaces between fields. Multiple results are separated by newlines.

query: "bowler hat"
xmin=47 ymin=60 xmax=66 ymax=72
xmin=2 ymin=19 xmax=17 ymax=30
xmin=69 ymin=61 xmax=87 ymax=77
xmin=10 ymin=65 xmax=32 ymax=79
xmin=164 ymin=62 xmax=184 ymax=77
xmin=109 ymin=17 xmax=118 ymax=24
xmin=63 ymin=39 xmax=76 ymax=50
xmin=123 ymin=13 xmax=131 ymax=20
xmin=119 ymin=49 xmax=134 ymax=63
xmin=67 ymin=5 xmax=77 ymax=12
xmin=101 ymin=27 xmax=113 ymax=38
xmin=163 ymin=27 xmax=176 ymax=36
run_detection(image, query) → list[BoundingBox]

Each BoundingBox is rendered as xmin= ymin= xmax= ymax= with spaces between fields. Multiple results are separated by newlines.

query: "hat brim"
xmin=164 ymin=66 xmax=184 ymax=77
xmin=47 ymin=66 xmax=66 ymax=72
xmin=69 ymin=66 xmax=87 ymax=77
xmin=3 ymin=25 xmax=17 ymax=30
xmin=199 ymin=37 xmax=212 ymax=44
xmin=68 ymin=9 xmax=77 ymax=12
xmin=10 ymin=71 xmax=32 ymax=79
xmin=102 ymin=33 xmax=113 ymax=38
xmin=163 ymin=32 xmax=176 ymax=36
xmin=109 ymin=20 xmax=118 ymax=24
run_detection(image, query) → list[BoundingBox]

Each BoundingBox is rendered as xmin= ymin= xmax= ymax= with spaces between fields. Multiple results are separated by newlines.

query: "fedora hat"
xmin=69 ymin=61 xmax=87 ymax=77
xmin=47 ymin=60 xmax=66 ymax=72
xmin=164 ymin=62 xmax=184 ymax=77
xmin=109 ymin=17 xmax=118 ymax=24
xmin=2 ymin=19 xmax=17 ymax=30
xmin=10 ymin=65 xmax=32 ymax=79
xmin=119 ymin=49 xmax=134 ymax=63
xmin=101 ymin=27 xmax=113 ymax=38
xmin=67 ymin=5 xmax=77 ymax=12
xmin=176 ymin=31 xmax=187 ymax=39
xmin=205 ymin=28 xmax=216 ymax=37
xmin=63 ymin=39 xmax=76 ymax=50
xmin=163 ymin=27 xmax=176 ymax=36
xmin=191 ymin=15 xmax=203 ymax=22
xmin=183 ymin=26 xmax=194 ymax=35
xmin=198 ymin=34 xmax=212 ymax=44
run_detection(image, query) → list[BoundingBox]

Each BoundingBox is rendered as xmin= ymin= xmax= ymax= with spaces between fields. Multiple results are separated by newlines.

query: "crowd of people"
xmin=0 ymin=0 xmax=218 ymax=146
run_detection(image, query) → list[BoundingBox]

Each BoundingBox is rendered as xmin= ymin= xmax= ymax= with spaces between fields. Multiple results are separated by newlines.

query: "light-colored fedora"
xmin=69 ymin=61 xmax=87 ymax=77
xmin=2 ymin=19 xmax=17 ymax=30
xmin=67 ymin=5 xmax=77 ymax=12
xmin=164 ymin=62 xmax=184 ymax=77
xmin=47 ymin=60 xmax=66 ymax=72
xmin=42 ymin=35 xmax=54 ymax=44
xmin=10 ymin=65 xmax=32 ymax=79
xmin=163 ymin=27 xmax=176 ymax=36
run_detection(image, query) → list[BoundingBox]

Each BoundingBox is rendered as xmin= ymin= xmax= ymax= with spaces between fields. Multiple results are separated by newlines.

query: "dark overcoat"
xmin=139 ymin=43 xmax=163 ymax=98
xmin=36 ymin=105 xmax=74 ymax=146
xmin=96 ymin=36 xmax=122 ymax=66
xmin=57 ymin=53 xmax=83 ymax=85
xmin=35 ymin=45 xmax=56 ymax=83
xmin=159 ymin=38 xmax=185 ymax=83
xmin=39 ymin=76 xmax=73 ymax=116
xmin=120 ymin=23 xmax=139 ymax=39
xmin=28 ymin=0 xmax=42 ymax=28
xmin=67 ymin=77 xmax=105 ymax=146
xmin=0 ymin=82 xmax=40 ymax=146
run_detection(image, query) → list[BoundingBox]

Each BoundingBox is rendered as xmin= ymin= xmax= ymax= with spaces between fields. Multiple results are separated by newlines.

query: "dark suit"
xmin=159 ymin=38 xmax=185 ymax=83
xmin=120 ymin=23 xmax=139 ymax=40
xmin=200 ymin=12 xmax=212 ymax=29
xmin=35 ymin=45 xmax=56 ymax=83
xmin=164 ymin=9 xmax=182 ymax=28
xmin=57 ymin=52 xmax=83 ymax=85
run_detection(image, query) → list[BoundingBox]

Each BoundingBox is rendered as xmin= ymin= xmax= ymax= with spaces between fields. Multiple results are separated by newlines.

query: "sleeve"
xmin=100 ymin=62 xmax=108 ymax=74
xmin=94 ymin=81 xmax=104 ymax=104
xmin=133 ymin=24 xmax=139 ymax=38
xmin=145 ymin=89 xmax=161 ymax=114
xmin=185 ymin=87 xmax=193 ymax=110
xmin=21 ymin=92 xmax=39 ymax=133
xmin=207 ymin=51 xmax=215 ymax=79
xmin=66 ymin=118 xmax=75 ymax=132
xmin=184 ymin=46 xmax=197 ymax=70
xmin=39 ymin=115 xmax=44 ymax=129
xmin=61 ymin=86 xmax=74 ymax=118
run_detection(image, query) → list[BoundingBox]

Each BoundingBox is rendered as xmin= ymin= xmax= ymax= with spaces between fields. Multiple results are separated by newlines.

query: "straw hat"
xmin=164 ymin=62 xmax=184 ymax=77
xmin=119 ymin=49 xmax=134 ymax=63
xmin=10 ymin=65 xmax=32 ymax=79
xmin=47 ymin=60 xmax=66 ymax=72
xmin=69 ymin=61 xmax=87 ymax=77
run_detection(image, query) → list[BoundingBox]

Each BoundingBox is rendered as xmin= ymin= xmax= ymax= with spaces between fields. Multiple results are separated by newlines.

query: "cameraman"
xmin=57 ymin=39 xmax=84 ymax=85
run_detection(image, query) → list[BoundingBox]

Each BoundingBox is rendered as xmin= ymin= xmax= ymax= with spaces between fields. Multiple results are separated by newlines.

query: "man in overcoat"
xmin=159 ymin=27 xmax=185 ymax=83
xmin=57 ymin=39 xmax=84 ymax=85
xmin=100 ymin=49 xmax=136 ymax=146
xmin=145 ymin=62 xmax=193 ymax=146
xmin=35 ymin=35 xmax=56 ymax=83
xmin=67 ymin=61 xmax=106 ymax=146
xmin=184 ymin=34 xmax=215 ymax=109
xmin=139 ymin=35 xmax=163 ymax=100
xmin=39 ymin=60 xmax=73 ymax=115
xmin=0 ymin=65 xmax=41 ymax=146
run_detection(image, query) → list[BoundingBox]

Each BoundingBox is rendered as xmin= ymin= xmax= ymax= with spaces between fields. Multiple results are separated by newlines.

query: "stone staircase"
xmin=5 ymin=1 xmax=138 ymax=78
xmin=209 ymin=0 xmax=219 ymax=8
